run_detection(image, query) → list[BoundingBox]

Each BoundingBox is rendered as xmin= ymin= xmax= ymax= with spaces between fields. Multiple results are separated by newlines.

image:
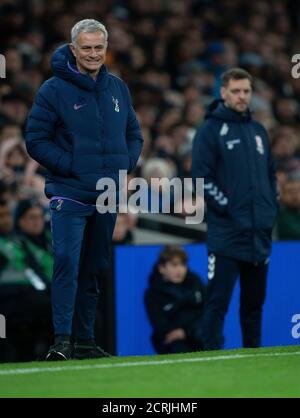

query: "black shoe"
xmin=45 ymin=341 xmax=73 ymax=361
xmin=73 ymin=342 xmax=112 ymax=360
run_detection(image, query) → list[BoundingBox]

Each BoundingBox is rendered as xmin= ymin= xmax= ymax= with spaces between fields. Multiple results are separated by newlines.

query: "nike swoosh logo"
xmin=74 ymin=103 xmax=86 ymax=110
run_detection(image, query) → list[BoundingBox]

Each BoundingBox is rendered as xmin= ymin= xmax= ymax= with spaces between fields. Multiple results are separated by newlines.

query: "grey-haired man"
xmin=26 ymin=19 xmax=143 ymax=360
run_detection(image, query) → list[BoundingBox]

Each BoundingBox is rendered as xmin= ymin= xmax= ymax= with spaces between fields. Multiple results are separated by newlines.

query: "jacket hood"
xmin=51 ymin=44 xmax=109 ymax=91
xmin=205 ymin=99 xmax=252 ymax=122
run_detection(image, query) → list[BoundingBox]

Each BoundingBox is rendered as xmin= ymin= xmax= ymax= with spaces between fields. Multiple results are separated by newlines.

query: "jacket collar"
xmin=51 ymin=44 xmax=109 ymax=91
xmin=205 ymin=99 xmax=252 ymax=122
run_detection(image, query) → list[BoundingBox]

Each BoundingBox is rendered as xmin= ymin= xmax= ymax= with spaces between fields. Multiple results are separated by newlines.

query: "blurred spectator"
xmin=271 ymin=126 xmax=300 ymax=174
xmin=0 ymin=121 xmax=23 ymax=144
xmin=201 ymin=41 xmax=227 ymax=97
xmin=276 ymin=168 xmax=288 ymax=198
xmin=276 ymin=176 xmax=300 ymax=240
xmin=141 ymin=158 xmax=177 ymax=213
xmin=1 ymin=94 xmax=29 ymax=126
xmin=184 ymin=100 xmax=204 ymax=128
xmin=0 ymin=135 xmax=46 ymax=207
xmin=14 ymin=199 xmax=53 ymax=282
xmin=0 ymin=199 xmax=52 ymax=362
xmin=0 ymin=138 xmax=29 ymax=182
xmin=144 ymin=245 xmax=206 ymax=354
xmin=274 ymin=98 xmax=300 ymax=126
xmin=0 ymin=179 xmax=16 ymax=202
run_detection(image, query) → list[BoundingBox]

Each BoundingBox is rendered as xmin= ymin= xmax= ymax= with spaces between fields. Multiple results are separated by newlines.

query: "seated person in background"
xmin=145 ymin=245 xmax=206 ymax=354
xmin=14 ymin=199 xmax=53 ymax=282
xmin=0 ymin=199 xmax=52 ymax=362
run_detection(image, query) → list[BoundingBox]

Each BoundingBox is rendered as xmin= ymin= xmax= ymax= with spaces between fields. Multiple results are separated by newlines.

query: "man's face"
xmin=221 ymin=78 xmax=252 ymax=113
xmin=0 ymin=205 xmax=13 ymax=234
xmin=70 ymin=31 xmax=107 ymax=75
xmin=158 ymin=257 xmax=187 ymax=284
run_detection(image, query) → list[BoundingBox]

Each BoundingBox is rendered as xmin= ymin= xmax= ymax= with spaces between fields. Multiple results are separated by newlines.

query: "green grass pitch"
xmin=0 ymin=345 xmax=299 ymax=398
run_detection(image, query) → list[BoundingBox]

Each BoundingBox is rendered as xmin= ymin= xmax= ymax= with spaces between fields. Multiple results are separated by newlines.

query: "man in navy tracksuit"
xmin=192 ymin=68 xmax=278 ymax=350
xmin=25 ymin=19 xmax=143 ymax=360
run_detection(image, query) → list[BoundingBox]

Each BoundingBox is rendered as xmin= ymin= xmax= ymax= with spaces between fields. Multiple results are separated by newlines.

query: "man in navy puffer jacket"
xmin=25 ymin=19 xmax=143 ymax=360
xmin=192 ymin=68 xmax=278 ymax=350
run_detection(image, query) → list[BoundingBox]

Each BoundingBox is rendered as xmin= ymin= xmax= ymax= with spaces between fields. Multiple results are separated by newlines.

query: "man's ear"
xmin=69 ymin=43 xmax=76 ymax=57
xmin=220 ymin=86 xmax=226 ymax=100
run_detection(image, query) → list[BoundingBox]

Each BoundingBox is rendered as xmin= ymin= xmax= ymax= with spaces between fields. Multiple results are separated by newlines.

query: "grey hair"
xmin=71 ymin=19 xmax=108 ymax=44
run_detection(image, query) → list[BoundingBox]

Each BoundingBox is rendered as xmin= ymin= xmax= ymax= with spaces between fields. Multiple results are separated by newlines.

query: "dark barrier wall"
xmin=115 ymin=242 xmax=300 ymax=356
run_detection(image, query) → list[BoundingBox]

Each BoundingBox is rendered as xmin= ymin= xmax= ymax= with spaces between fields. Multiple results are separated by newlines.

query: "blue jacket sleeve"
xmin=192 ymin=123 xmax=229 ymax=215
xmin=124 ymin=84 xmax=143 ymax=173
xmin=25 ymin=81 xmax=73 ymax=177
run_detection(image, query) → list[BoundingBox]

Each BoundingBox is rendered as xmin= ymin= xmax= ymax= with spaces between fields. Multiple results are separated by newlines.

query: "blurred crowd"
xmin=1 ymin=0 xmax=300 ymax=242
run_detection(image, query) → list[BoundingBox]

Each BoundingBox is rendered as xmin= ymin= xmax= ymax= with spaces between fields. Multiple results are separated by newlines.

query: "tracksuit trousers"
xmin=49 ymin=198 xmax=117 ymax=340
xmin=201 ymin=253 xmax=268 ymax=350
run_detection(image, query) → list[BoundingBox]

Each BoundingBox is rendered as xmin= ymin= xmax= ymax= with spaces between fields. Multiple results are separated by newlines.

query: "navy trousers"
xmin=49 ymin=199 xmax=117 ymax=340
xmin=201 ymin=253 xmax=268 ymax=350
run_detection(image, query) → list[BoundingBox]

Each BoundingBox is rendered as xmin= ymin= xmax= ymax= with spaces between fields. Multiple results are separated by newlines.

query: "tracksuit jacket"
xmin=192 ymin=99 xmax=278 ymax=263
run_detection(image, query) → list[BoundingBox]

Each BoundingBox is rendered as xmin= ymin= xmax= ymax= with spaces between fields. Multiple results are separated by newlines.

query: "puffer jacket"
xmin=25 ymin=44 xmax=143 ymax=203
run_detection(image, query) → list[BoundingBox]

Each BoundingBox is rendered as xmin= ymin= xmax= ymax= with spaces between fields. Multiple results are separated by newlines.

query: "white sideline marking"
xmin=0 ymin=351 xmax=300 ymax=376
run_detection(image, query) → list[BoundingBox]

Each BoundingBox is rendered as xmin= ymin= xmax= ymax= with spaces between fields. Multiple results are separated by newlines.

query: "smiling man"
xmin=25 ymin=19 xmax=143 ymax=360
xmin=192 ymin=68 xmax=278 ymax=351
xmin=69 ymin=30 xmax=107 ymax=78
